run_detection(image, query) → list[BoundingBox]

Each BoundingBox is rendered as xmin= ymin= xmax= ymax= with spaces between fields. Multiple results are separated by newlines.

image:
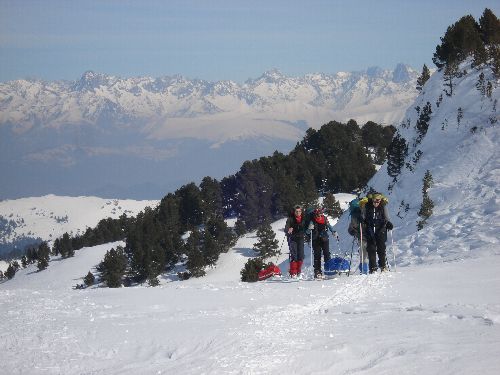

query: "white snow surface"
xmin=1 ymin=237 xmax=499 ymax=374
xmin=1 ymin=60 xmax=500 ymax=374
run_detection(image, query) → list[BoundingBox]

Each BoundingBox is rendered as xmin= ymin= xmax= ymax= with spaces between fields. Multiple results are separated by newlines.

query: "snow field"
xmin=1 ymin=239 xmax=499 ymax=374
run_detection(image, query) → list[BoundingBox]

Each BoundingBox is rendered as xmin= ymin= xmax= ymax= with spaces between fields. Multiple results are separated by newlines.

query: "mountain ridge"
xmin=0 ymin=65 xmax=419 ymax=199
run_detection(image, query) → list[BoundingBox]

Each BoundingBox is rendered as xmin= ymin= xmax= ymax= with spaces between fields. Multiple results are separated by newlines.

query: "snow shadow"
xmin=233 ymin=247 xmax=255 ymax=258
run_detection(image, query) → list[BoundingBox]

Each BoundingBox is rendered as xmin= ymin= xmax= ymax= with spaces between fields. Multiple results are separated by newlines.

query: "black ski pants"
xmin=312 ymin=238 xmax=331 ymax=273
xmin=288 ymin=236 xmax=304 ymax=262
xmin=366 ymin=229 xmax=387 ymax=272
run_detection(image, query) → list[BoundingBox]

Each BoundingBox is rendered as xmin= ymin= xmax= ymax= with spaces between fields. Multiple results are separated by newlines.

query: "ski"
xmin=265 ymin=276 xmax=301 ymax=283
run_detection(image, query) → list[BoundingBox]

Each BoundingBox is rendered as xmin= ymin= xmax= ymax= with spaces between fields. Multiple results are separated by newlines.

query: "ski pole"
xmin=359 ymin=223 xmax=364 ymax=274
xmin=310 ymin=229 xmax=314 ymax=279
xmin=347 ymin=236 xmax=355 ymax=276
xmin=274 ymin=233 xmax=287 ymax=266
xmin=390 ymin=230 xmax=396 ymax=272
xmin=333 ymin=231 xmax=341 ymax=255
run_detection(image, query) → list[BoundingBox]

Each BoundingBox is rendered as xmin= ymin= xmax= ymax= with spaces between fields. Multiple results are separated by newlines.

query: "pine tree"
xmin=476 ymin=72 xmax=486 ymax=96
xmin=422 ymin=170 xmax=434 ymax=192
xmin=253 ymin=223 xmax=279 ymax=259
xmin=415 ymin=102 xmax=432 ymax=144
xmin=443 ymin=61 xmax=459 ymax=97
xmin=479 ymin=8 xmax=500 ymax=45
xmin=473 ymin=43 xmax=488 ymax=67
xmin=26 ymin=246 xmax=38 ymax=264
xmin=202 ymin=230 xmax=220 ymax=267
xmin=490 ymin=44 xmax=500 ymax=78
xmin=156 ymin=193 xmax=183 ymax=267
xmin=417 ymin=170 xmax=435 ymax=230
xmin=486 ymin=81 xmax=493 ymax=98
xmin=240 ymin=257 xmax=265 ymax=282
xmin=206 ymin=215 xmax=236 ymax=253
xmin=21 ymin=255 xmax=28 ymax=268
xmin=234 ymin=218 xmax=247 ymax=237
xmin=200 ymin=176 xmax=223 ymax=222
xmin=52 ymin=238 xmax=61 ymax=256
xmin=184 ymin=229 xmax=206 ymax=277
xmin=387 ymin=134 xmax=408 ymax=182
xmin=37 ymin=241 xmax=50 ymax=271
xmin=433 ymin=15 xmax=483 ymax=68
xmin=98 ymin=246 xmax=127 ymax=288
xmin=416 ymin=64 xmax=431 ymax=91
xmin=147 ymin=275 xmax=160 ymax=287
xmin=177 ymin=183 xmax=203 ymax=229
xmin=5 ymin=263 xmax=16 ymax=279
xmin=12 ymin=260 xmax=20 ymax=272
xmin=322 ymin=192 xmax=342 ymax=219
xmin=236 ymin=161 xmax=274 ymax=230
xmin=84 ymin=271 xmax=95 ymax=287
xmin=60 ymin=232 xmax=74 ymax=258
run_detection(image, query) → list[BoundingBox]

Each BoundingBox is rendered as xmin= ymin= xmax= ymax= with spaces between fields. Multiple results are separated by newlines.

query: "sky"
xmin=1 ymin=0 xmax=499 ymax=83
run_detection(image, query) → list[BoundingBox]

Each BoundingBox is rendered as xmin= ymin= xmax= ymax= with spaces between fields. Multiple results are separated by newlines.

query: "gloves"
xmin=386 ymin=221 xmax=393 ymax=230
xmin=348 ymin=227 xmax=355 ymax=236
xmin=308 ymin=222 xmax=315 ymax=230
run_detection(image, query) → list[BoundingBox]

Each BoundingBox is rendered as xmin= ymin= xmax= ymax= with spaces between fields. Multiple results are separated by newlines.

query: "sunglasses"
xmin=373 ymin=199 xmax=381 ymax=203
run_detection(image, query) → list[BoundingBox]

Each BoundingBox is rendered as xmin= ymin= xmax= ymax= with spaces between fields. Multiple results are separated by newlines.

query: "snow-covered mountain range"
xmin=0 ymin=65 xmax=418 ymax=199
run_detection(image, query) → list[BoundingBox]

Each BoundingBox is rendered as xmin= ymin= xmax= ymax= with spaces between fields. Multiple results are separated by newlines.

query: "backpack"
xmin=348 ymin=197 xmax=368 ymax=222
xmin=258 ymin=263 xmax=282 ymax=281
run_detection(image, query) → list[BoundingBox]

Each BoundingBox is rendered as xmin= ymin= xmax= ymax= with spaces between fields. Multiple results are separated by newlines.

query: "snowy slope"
xmin=0 ymin=195 xmax=158 ymax=259
xmin=335 ymin=58 xmax=500 ymax=266
xmin=1 ymin=221 xmax=499 ymax=374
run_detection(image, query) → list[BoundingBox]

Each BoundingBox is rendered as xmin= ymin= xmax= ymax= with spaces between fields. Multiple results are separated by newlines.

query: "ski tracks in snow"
xmin=211 ymin=272 xmax=392 ymax=374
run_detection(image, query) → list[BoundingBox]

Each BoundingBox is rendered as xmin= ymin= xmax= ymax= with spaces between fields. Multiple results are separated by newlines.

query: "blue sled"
xmin=324 ymin=256 xmax=350 ymax=276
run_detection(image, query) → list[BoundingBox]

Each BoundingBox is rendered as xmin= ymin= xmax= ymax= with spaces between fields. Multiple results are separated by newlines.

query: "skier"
xmin=361 ymin=193 xmax=393 ymax=273
xmin=307 ymin=208 xmax=335 ymax=279
xmin=284 ymin=204 xmax=306 ymax=278
xmin=347 ymin=200 xmax=369 ymax=273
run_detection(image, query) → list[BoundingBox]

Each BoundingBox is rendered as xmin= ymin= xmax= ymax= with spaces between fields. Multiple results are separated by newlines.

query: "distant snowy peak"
xmin=0 ymin=65 xmax=419 ymax=132
xmin=73 ymin=70 xmax=114 ymax=91
xmin=392 ymin=63 xmax=415 ymax=83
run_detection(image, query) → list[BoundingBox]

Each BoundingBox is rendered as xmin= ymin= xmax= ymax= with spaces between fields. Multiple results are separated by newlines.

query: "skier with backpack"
xmin=306 ymin=208 xmax=336 ymax=279
xmin=284 ymin=204 xmax=306 ymax=278
xmin=348 ymin=197 xmax=369 ymax=273
xmin=361 ymin=193 xmax=393 ymax=273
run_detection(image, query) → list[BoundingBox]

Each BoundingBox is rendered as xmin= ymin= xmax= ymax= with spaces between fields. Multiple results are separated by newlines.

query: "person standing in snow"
xmin=361 ymin=193 xmax=393 ymax=273
xmin=307 ymin=208 xmax=335 ymax=279
xmin=285 ymin=204 xmax=306 ymax=277
xmin=348 ymin=203 xmax=369 ymax=273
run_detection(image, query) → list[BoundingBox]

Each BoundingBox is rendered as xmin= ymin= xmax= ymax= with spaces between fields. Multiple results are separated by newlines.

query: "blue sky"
xmin=1 ymin=0 xmax=499 ymax=82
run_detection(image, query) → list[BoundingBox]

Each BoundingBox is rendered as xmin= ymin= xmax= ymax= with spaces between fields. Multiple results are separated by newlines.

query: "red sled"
xmin=258 ymin=264 xmax=282 ymax=281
